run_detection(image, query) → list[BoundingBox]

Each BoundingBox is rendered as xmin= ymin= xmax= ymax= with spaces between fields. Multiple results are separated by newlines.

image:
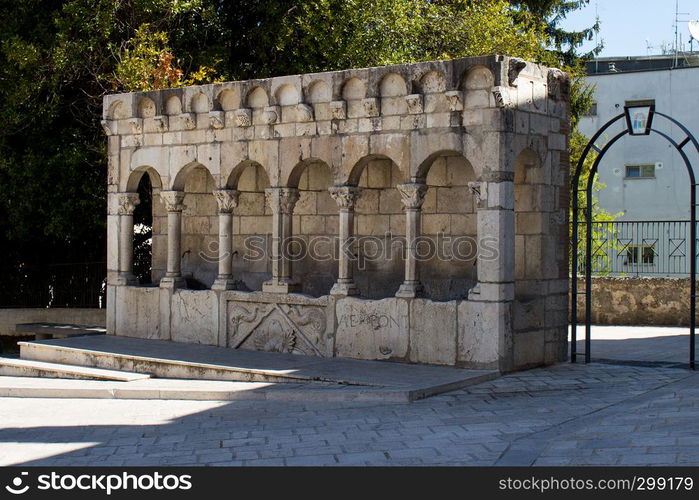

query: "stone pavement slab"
xmin=570 ymin=325 xmax=694 ymax=366
xmin=0 ymin=360 xmax=696 ymax=466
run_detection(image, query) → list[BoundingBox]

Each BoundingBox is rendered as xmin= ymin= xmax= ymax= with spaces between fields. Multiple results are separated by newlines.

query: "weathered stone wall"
xmin=353 ymin=160 xmax=405 ymax=298
xmin=104 ymin=55 xmax=571 ymax=371
xmin=573 ymin=276 xmax=695 ymax=326
xmin=232 ymin=163 xmax=271 ymax=291
xmin=181 ymin=167 xmax=218 ymax=288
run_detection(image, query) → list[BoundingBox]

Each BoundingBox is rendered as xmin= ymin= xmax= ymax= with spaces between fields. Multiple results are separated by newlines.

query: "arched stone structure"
xmin=103 ymin=55 xmax=570 ymax=371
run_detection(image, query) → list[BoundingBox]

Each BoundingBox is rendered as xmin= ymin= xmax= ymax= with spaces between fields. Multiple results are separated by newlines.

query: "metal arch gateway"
xmin=571 ymin=105 xmax=699 ymax=369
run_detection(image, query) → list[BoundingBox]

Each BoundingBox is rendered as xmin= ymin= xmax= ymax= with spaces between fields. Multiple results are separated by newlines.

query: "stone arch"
xmin=191 ymin=92 xmax=210 ymax=113
xmin=462 ymin=65 xmax=495 ymax=90
xmin=290 ymin=160 xmax=337 ymax=296
xmin=306 ymin=80 xmax=331 ymax=103
xmin=415 ymin=150 xmax=466 ymax=181
xmin=285 ymin=158 xmax=331 ymax=188
xmin=246 ymin=86 xmax=269 ymax=108
xmin=379 ymin=72 xmax=408 ymax=96
xmin=126 ymin=167 xmax=165 ymax=285
xmin=138 ymin=97 xmax=156 ymax=118
xmin=346 ymin=154 xmax=407 ymax=187
xmin=107 ymin=100 xmax=128 ymax=119
xmin=176 ymin=164 xmax=218 ymax=289
xmin=225 ymin=160 xmax=268 ymax=189
xmin=419 ymin=152 xmax=478 ymax=300
xmin=125 ymin=166 xmax=163 ymax=193
xmin=231 ymin=161 xmax=272 ymax=291
xmin=341 ymin=77 xmax=366 ymax=100
xmin=164 ymin=96 xmax=182 ymax=115
xmin=274 ymin=84 xmax=299 ymax=106
xmin=419 ymin=70 xmax=447 ymax=93
xmin=351 ymin=155 xmax=404 ymax=298
xmin=216 ymin=88 xmax=240 ymax=111
xmin=171 ymin=161 xmax=215 ymax=191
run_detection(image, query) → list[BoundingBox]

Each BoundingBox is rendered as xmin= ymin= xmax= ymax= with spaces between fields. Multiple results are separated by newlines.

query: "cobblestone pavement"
xmin=0 ymin=362 xmax=697 ymax=466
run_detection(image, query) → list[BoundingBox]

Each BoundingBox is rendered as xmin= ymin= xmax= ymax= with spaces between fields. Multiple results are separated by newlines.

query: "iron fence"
xmin=0 ymin=261 xmax=106 ymax=308
xmin=574 ymin=220 xmax=695 ymax=276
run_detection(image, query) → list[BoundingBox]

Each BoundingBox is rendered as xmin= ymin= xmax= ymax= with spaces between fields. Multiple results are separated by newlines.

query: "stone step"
xmin=0 ymin=357 xmax=151 ymax=382
xmin=18 ymin=335 xmax=499 ymax=400
xmin=0 ymin=376 xmax=420 ymax=402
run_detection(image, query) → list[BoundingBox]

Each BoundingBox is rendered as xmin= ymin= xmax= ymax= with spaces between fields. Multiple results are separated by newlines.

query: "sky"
xmin=559 ymin=0 xmax=699 ymax=57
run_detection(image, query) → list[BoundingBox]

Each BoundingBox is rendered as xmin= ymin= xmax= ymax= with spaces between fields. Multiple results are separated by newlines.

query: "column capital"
xmin=160 ymin=191 xmax=186 ymax=212
xmin=328 ymin=186 xmax=361 ymax=210
xmin=117 ymin=193 xmax=140 ymax=215
xmin=265 ymin=187 xmax=299 ymax=214
xmin=213 ymin=189 xmax=239 ymax=213
xmin=397 ymin=183 xmax=427 ymax=210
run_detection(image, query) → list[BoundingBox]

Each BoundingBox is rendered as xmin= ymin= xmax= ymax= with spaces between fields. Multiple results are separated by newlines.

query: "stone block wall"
xmin=573 ymin=276 xmax=696 ymax=326
xmin=104 ymin=55 xmax=571 ymax=372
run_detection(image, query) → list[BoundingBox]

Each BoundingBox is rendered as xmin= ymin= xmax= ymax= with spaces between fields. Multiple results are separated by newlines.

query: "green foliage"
xmin=0 ymin=0 xmax=601 ymax=301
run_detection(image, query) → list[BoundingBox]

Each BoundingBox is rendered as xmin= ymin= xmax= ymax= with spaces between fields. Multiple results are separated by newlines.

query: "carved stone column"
xmin=212 ymin=189 xmax=239 ymax=291
xmin=396 ymin=182 xmax=427 ymax=298
xmin=262 ymin=187 xmax=300 ymax=293
xmin=159 ymin=190 xmax=186 ymax=289
xmin=328 ymin=186 xmax=361 ymax=296
xmin=116 ymin=193 xmax=140 ymax=285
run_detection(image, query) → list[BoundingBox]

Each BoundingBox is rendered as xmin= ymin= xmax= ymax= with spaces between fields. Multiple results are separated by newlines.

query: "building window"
xmin=625 ymin=245 xmax=655 ymax=265
xmin=583 ymin=101 xmax=597 ymax=117
xmin=625 ymin=164 xmax=655 ymax=179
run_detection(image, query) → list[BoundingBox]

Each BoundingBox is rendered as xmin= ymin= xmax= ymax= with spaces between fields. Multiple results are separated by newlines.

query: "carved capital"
xmin=160 ymin=191 xmax=186 ymax=212
xmin=265 ymin=187 xmax=299 ymax=214
xmin=328 ymin=186 xmax=361 ymax=210
xmin=213 ymin=189 xmax=239 ymax=213
xmin=117 ymin=193 xmax=140 ymax=215
xmin=397 ymin=183 xmax=427 ymax=210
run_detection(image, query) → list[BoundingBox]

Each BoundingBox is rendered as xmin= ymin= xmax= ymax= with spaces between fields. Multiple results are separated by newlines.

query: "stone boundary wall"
xmin=0 ymin=308 xmax=106 ymax=337
xmin=573 ymin=276 xmax=694 ymax=326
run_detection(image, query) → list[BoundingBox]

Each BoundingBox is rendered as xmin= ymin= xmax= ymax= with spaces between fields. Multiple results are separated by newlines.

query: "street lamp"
xmin=624 ymin=100 xmax=655 ymax=135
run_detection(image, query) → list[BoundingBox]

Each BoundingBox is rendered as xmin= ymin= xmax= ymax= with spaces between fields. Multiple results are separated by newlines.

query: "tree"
xmin=0 ymin=0 xmax=599 ymax=305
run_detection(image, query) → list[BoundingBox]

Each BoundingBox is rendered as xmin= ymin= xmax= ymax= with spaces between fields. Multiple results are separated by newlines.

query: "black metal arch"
xmin=571 ymin=109 xmax=699 ymax=369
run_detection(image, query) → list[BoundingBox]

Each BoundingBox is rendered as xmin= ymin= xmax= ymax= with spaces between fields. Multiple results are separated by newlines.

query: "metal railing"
xmin=0 ymin=262 xmax=107 ymax=308
xmin=574 ymin=220 xmax=694 ymax=276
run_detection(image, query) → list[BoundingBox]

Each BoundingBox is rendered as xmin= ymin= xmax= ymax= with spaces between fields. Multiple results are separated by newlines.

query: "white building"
xmin=579 ymin=55 xmax=699 ymax=276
